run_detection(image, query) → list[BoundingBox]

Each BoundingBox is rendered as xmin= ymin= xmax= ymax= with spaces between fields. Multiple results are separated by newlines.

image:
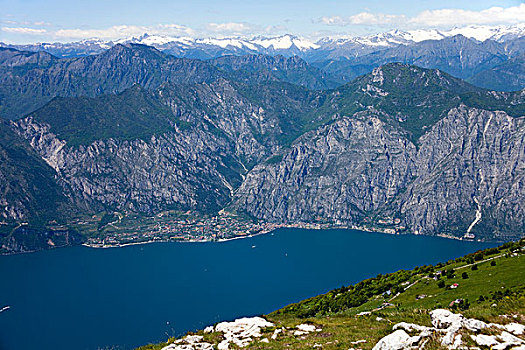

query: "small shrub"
xmin=462 ymin=272 xmax=469 ymax=279
xmin=471 ymin=264 xmax=478 ymax=271
xmin=490 ymin=260 xmax=496 ymax=266
xmin=459 ymin=299 xmax=470 ymax=311
xmin=437 ymin=280 xmax=445 ymax=288
xmin=474 ymin=252 xmax=484 ymax=261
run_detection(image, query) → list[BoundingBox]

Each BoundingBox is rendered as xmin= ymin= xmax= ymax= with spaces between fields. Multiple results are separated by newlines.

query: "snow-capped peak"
xmin=3 ymin=24 xmax=525 ymax=60
xmin=442 ymin=24 xmax=525 ymax=42
xmin=124 ymin=33 xmax=194 ymax=46
xmin=195 ymin=37 xmax=257 ymax=50
xmin=252 ymin=34 xmax=319 ymax=50
xmin=390 ymin=29 xmax=446 ymax=43
xmin=317 ymin=24 xmax=525 ymax=49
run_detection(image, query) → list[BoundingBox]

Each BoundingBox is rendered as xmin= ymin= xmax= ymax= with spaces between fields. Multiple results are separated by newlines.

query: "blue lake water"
xmin=0 ymin=228 xmax=496 ymax=350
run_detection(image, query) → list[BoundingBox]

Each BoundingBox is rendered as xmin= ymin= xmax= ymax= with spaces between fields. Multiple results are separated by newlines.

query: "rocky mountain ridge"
xmin=3 ymin=24 xmax=524 ymax=58
xmin=0 ymin=44 xmax=524 ymax=252
xmin=0 ymin=44 xmax=331 ymax=120
xmin=3 ymin=24 xmax=525 ymax=91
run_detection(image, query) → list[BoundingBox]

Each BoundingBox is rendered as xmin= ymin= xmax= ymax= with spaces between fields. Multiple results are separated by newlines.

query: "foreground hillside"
xmin=138 ymin=240 xmax=525 ymax=350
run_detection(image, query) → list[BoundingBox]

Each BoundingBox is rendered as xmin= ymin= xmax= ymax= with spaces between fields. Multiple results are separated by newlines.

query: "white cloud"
xmin=2 ymin=21 xmax=281 ymax=42
xmin=54 ymin=24 xmax=195 ymax=40
xmin=320 ymin=13 xmax=404 ymax=26
xmin=320 ymin=4 xmax=525 ymax=28
xmin=33 ymin=21 xmax=52 ymax=27
xmin=409 ymin=5 xmax=525 ymax=27
xmin=206 ymin=22 xmax=255 ymax=34
xmin=1 ymin=27 xmax=47 ymax=34
xmin=204 ymin=22 xmax=288 ymax=37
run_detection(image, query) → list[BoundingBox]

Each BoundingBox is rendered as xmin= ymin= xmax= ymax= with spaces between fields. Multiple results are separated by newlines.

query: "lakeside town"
xmin=80 ymin=210 xmax=472 ymax=249
xmin=2 ymin=210 xmax=483 ymax=252
xmin=82 ymin=211 xmax=335 ymax=248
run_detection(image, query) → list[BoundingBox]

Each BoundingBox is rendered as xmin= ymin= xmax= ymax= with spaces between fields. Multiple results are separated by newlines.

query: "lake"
xmin=0 ymin=228 xmax=496 ymax=350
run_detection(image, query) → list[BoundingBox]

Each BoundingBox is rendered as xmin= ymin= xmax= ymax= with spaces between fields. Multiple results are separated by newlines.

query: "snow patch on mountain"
xmin=252 ymin=35 xmax=319 ymax=50
xmin=2 ymin=24 xmax=524 ymax=59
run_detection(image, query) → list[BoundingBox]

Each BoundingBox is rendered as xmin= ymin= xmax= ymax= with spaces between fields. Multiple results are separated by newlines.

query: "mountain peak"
xmin=362 ymin=63 xmax=477 ymax=93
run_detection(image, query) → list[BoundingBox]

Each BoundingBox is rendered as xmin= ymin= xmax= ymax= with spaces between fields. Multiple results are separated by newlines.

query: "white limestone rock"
xmin=450 ymin=334 xmax=463 ymax=350
xmin=162 ymin=335 xmax=214 ymax=350
xmin=372 ymin=329 xmax=421 ymax=350
xmin=505 ymin=323 xmax=525 ymax=335
xmin=393 ymin=322 xmax=432 ymax=333
xmin=296 ymin=324 xmax=317 ymax=332
xmin=430 ymin=309 xmax=464 ymax=329
xmin=471 ymin=334 xmax=500 ymax=347
xmin=217 ymin=340 xmax=229 ymax=350
xmin=430 ymin=309 xmax=472 ymax=346
xmin=441 ymin=325 xmax=462 ymax=347
xmin=271 ymin=328 xmax=283 ymax=340
xmin=293 ymin=323 xmax=320 ymax=335
xmin=493 ymin=330 xmax=525 ymax=349
xmin=183 ymin=335 xmax=204 ymax=344
xmin=293 ymin=330 xmax=308 ymax=336
xmin=162 ymin=342 xmax=214 ymax=350
xmin=375 ymin=309 xmax=524 ymax=350
xmin=214 ymin=316 xmax=274 ymax=349
xmin=463 ymin=318 xmax=488 ymax=332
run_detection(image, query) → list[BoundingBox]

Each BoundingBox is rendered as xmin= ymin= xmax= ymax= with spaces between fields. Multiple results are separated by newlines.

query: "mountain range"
xmin=0 ymin=31 xmax=524 ymax=253
xmin=4 ymin=24 xmax=525 ymax=58
xmin=2 ymin=24 xmax=525 ymax=92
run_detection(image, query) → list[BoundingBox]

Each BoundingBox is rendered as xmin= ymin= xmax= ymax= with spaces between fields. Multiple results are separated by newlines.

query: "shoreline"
xmin=80 ymin=223 xmax=495 ymax=250
xmin=2 ymin=224 xmax=501 ymax=256
xmin=81 ymin=227 xmax=275 ymax=249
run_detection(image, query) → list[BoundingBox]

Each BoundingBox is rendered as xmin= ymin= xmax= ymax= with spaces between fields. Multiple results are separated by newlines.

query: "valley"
xmin=1 ymin=39 xmax=524 ymax=253
xmin=0 ymin=11 xmax=524 ymax=350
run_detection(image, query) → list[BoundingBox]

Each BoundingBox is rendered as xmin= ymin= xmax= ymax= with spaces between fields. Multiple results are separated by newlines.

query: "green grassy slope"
xmin=28 ymin=84 xmax=176 ymax=146
xmin=138 ymin=240 xmax=525 ymax=350
xmin=307 ymin=63 xmax=525 ymax=144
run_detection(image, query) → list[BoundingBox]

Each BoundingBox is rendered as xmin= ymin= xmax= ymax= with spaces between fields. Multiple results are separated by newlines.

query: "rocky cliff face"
xmin=1 ymin=53 xmax=524 ymax=247
xmin=232 ymin=111 xmax=417 ymax=223
xmin=1 ymin=226 xmax=83 ymax=254
xmin=397 ymin=106 xmax=525 ymax=239
xmin=13 ymin=117 xmax=242 ymax=214
xmin=232 ymin=106 xmax=525 ymax=241
xmin=0 ymin=120 xmax=75 ymax=223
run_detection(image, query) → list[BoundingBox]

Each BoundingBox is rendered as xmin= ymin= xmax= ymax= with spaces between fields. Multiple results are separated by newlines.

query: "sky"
xmin=1 ymin=0 xmax=525 ymax=43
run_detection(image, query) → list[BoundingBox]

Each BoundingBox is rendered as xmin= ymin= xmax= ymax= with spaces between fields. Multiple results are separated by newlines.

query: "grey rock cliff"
xmin=13 ymin=117 xmax=242 ymax=214
xmin=232 ymin=106 xmax=525 ymax=240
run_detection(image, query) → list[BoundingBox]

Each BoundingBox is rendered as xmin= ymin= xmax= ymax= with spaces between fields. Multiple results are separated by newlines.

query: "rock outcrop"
xmin=210 ymin=317 xmax=274 ymax=350
xmin=373 ymin=309 xmax=525 ymax=350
